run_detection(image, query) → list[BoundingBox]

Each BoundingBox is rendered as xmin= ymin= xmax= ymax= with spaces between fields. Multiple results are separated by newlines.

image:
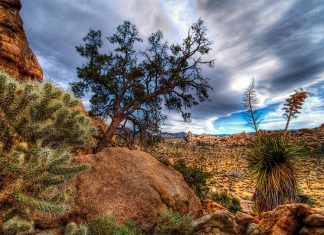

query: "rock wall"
xmin=0 ymin=0 xmax=43 ymax=80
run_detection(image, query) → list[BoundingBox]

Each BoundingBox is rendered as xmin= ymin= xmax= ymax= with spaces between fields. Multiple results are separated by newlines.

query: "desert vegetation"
xmin=0 ymin=1 xmax=323 ymax=234
xmin=0 ymin=72 xmax=96 ymax=233
xmin=70 ymin=19 xmax=214 ymax=150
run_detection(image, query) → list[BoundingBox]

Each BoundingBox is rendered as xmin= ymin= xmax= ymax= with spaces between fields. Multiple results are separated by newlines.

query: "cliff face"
xmin=0 ymin=0 xmax=43 ymax=81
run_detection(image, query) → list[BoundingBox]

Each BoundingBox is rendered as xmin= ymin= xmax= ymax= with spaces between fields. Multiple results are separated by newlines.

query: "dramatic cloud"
xmin=21 ymin=0 xmax=324 ymax=134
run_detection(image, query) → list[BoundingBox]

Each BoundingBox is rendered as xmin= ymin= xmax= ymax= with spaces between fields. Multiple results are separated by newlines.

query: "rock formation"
xmin=35 ymin=148 xmax=202 ymax=231
xmin=0 ymin=0 xmax=43 ymax=80
xmin=193 ymin=204 xmax=324 ymax=235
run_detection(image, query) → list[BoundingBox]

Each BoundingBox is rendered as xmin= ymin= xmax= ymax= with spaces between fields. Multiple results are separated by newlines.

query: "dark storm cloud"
xmin=195 ymin=0 xmax=324 ymax=94
xmin=20 ymin=0 xmax=324 ymax=132
xmin=257 ymin=1 xmax=324 ymax=93
xmin=20 ymin=0 xmax=173 ymax=88
xmin=190 ymin=66 xmax=242 ymax=119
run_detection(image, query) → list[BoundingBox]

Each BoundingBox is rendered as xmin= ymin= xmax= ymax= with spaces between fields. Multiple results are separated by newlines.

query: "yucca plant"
xmin=0 ymin=72 xmax=96 ymax=233
xmin=247 ymin=132 xmax=302 ymax=214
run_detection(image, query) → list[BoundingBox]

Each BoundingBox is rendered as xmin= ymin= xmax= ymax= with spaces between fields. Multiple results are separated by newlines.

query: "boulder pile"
xmin=193 ymin=204 xmax=324 ymax=235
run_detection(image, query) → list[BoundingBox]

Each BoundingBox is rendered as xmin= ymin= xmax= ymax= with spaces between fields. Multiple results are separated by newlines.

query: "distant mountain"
xmin=161 ymin=132 xmax=256 ymax=138
xmin=161 ymin=132 xmax=233 ymax=138
xmin=161 ymin=132 xmax=187 ymax=138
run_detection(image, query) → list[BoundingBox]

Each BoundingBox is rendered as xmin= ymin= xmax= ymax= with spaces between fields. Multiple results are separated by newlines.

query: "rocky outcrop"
xmin=37 ymin=148 xmax=202 ymax=230
xmin=193 ymin=211 xmax=241 ymax=235
xmin=255 ymin=204 xmax=324 ymax=235
xmin=194 ymin=204 xmax=324 ymax=235
xmin=0 ymin=0 xmax=43 ymax=80
xmin=258 ymin=204 xmax=311 ymax=234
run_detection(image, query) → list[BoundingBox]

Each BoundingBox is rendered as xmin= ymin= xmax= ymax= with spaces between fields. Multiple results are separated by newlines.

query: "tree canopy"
xmin=71 ymin=19 xmax=214 ymax=150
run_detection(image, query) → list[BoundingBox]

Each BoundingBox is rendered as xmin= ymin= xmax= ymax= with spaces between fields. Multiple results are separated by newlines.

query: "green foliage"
xmin=71 ymin=19 xmax=214 ymax=147
xmin=210 ymin=192 xmax=242 ymax=213
xmin=174 ymin=159 xmax=213 ymax=199
xmin=154 ymin=210 xmax=193 ymax=235
xmin=90 ymin=216 xmax=143 ymax=235
xmin=0 ymin=72 xmax=96 ymax=232
xmin=1 ymin=216 xmax=33 ymax=234
xmin=247 ymin=132 xmax=302 ymax=213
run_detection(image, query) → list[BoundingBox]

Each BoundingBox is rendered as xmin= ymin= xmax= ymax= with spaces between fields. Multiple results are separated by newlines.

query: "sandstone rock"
xmin=0 ymin=0 xmax=43 ymax=80
xmin=50 ymin=147 xmax=202 ymax=230
xmin=240 ymin=199 xmax=256 ymax=215
xmin=204 ymin=199 xmax=228 ymax=213
xmin=167 ymin=157 xmax=175 ymax=166
xmin=185 ymin=131 xmax=193 ymax=144
xmin=246 ymin=223 xmax=261 ymax=235
xmin=299 ymin=226 xmax=324 ymax=235
xmin=259 ymin=204 xmax=312 ymax=235
xmin=193 ymin=211 xmax=240 ymax=235
xmin=304 ymin=213 xmax=324 ymax=227
xmin=234 ymin=211 xmax=259 ymax=231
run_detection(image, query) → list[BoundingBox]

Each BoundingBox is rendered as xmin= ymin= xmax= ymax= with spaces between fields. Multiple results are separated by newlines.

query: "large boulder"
xmin=64 ymin=147 xmax=202 ymax=230
xmin=0 ymin=0 xmax=43 ymax=80
xmin=259 ymin=204 xmax=313 ymax=235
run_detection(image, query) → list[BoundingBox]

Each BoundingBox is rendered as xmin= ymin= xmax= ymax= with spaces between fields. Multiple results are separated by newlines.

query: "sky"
xmin=21 ymin=0 xmax=324 ymax=134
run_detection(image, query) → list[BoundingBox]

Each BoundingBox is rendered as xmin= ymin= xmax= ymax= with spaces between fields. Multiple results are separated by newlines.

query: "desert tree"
xmin=70 ymin=19 xmax=214 ymax=151
xmin=0 ymin=72 xmax=96 ymax=233
xmin=243 ymin=79 xmax=261 ymax=135
xmin=282 ymin=89 xmax=309 ymax=133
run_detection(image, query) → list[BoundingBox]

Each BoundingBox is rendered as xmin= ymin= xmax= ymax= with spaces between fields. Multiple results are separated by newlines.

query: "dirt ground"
xmin=148 ymin=138 xmax=324 ymax=213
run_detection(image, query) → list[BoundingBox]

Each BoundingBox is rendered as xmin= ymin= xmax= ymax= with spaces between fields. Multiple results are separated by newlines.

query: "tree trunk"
xmin=93 ymin=117 xmax=121 ymax=153
xmin=283 ymin=115 xmax=291 ymax=140
xmin=251 ymin=109 xmax=258 ymax=136
xmin=284 ymin=116 xmax=291 ymax=132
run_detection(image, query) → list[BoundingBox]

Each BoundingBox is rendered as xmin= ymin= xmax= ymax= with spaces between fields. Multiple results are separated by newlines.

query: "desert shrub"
xmin=313 ymin=142 xmax=324 ymax=165
xmin=210 ymin=192 xmax=242 ymax=212
xmin=154 ymin=210 xmax=193 ymax=235
xmin=296 ymin=194 xmax=316 ymax=206
xmin=247 ymin=132 xmax=303 ymax=214
xmin=65 ymin=222 xmax=90 ymax=235
xmin=0 ymin=72 xmax=96 ymax=233
xmin=157 ymin=157 xmax=169 ymax=166
xmin=296 ymin=188 xmax=316 ymax=206
xmin=174 ymin=159 xmax=213 ymax=199
xmin=90 ymin=216 xmax=143 ymax=235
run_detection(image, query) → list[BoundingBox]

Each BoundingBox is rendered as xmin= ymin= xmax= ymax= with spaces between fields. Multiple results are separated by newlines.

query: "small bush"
xmin=210 ymin=192 xmax=242 ymax=213
xmin=65 ymin=222 xmax=90 ymax=235
xmin=90 ymin=216 xmax=143 ymax=235
xmin=174 ymin=159 xmax=213 ymax=199
xmin=154 ymin=210 xmax=193 ymax=235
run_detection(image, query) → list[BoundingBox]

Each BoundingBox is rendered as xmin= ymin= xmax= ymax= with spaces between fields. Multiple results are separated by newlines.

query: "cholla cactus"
xmin=65 ymin=222 xmax=90 ymax=235
xmin=0 ymin=72 xmax=96 ymax=232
